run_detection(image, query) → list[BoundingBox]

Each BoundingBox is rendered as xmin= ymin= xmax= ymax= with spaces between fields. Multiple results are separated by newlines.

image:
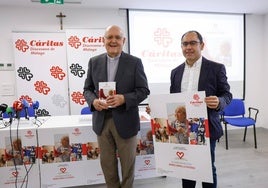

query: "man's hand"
xmin=145 ymin=106 xmax=151 ymax=115
xmin=93 ymin=99 xmax=108 ymax=111
xmin=106 ymin=94 xmax=125 ymax=108
xmin=204 ymin=96 xmax=219 ymax=109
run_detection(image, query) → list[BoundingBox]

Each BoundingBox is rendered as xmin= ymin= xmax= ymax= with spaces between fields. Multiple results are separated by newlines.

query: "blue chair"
xmin=221 ymin=99 xmax=259 ymax=150
xmin=81 ymin=107 xmax=92 ymax=115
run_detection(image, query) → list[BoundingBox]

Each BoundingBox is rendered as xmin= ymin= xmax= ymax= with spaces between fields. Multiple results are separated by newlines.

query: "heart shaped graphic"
xmin=12 ymin=171 xmax=19 ymax=177
xmin=21 ymin=46 xmax=29 ymax=52
xmin=25 ymin=73 xmax=33 ymax=81
xmin=176 ymin=151 xmax=184 ymax=159
xmin=77 ymin=69 xmax=85 ymax=77
xmin=57 ymin=72 xmax=66 ymax=80
xmin=145 ymin=160 xmax=150 ymax=165
xmin=42 ymin=87 xmax=50 ymax=95
xmin=60 ymin=167 xmax=67 ymax=173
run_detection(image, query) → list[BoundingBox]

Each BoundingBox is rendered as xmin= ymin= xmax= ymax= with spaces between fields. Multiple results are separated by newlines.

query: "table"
xmin=0 ymin=113 xmax=158 ymax=188
xmin=0 ymin=117 xmax=43 ymax=188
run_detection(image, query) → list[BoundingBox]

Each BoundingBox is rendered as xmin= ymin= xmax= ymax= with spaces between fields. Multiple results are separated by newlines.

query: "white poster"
xmin=148 ymin=91 xmax=213 ymax=183
xmin=12 ymin=32 xmax=69 ymax=116
xmin=37 ymin=115 xmax=104 ymax=188
xmin=134 ymin=120 xmax=158 ymax=179
xmin=0 ymin=120 xmax=40 ymax=188
xmin=65 ymin=29 xmax=106 ymax=115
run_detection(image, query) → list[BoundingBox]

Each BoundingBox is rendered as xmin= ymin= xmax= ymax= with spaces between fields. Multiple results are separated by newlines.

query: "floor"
xmin=70 ymin=127 xmax=268 ymax=188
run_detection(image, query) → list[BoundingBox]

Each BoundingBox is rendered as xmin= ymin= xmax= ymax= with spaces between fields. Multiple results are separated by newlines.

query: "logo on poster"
xmin=190 ymin=94 xmax=203 ymax=106
xmin=15 ymin=39 xmax=29 ymax=52
xmin=69 ymin=63 xmax=85 ymax=78
xmin=68 ymin=35 xmax=104 ymax=52
xmin=71 ymin=91 xmax=86 ymax=105
xmin=34 ymin=81 xmax=51 ymax=95
xmin=68 ymin=36 xmax=82 ymax=49
xmin=50 ymin=66 xmax=66 ymax=80
xmin=144 ymin=159 xmax=151 ymax=165
xmin=12 ymin=171 xmax=19 ymax=177
xmin=176 ymin=151 xmax=184 ymax=159
xmin=60 ymin=167 xmax=67 ymax=173
xmin=72 ymin=127 xmax=82 ymax=136
xmin=154 ymin=28 xmax=172 ymax=48
xmin=25 ymin=130 xmax=35 ymax=138
xmin=15 ymin=39 xmax=64 ymax=55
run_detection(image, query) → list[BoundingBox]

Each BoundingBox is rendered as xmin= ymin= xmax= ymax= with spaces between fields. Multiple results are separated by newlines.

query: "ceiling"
xmin=1 ymin=0 xmax=268 ymax=15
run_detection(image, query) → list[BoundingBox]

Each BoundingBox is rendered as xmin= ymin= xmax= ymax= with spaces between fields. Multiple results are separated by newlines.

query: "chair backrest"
xmin=223 ymin=99 xmax=245 ymax=116
xmin=81 ymin=107 xmax=92 ymax=115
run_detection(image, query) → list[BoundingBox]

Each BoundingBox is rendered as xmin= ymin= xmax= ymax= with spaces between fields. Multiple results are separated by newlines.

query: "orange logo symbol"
xmin=15 ymin=39 xmax=29 ymax=52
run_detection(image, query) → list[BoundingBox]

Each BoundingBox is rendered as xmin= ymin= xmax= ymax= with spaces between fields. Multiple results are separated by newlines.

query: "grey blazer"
xmin=83 ymin=52 xmax=150 ymax=139
xmin=170 ymin=57 xmax=232 ymax=140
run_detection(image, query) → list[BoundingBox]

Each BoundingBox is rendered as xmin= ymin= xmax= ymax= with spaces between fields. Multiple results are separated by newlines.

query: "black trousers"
xmin=182 ymin=179 xmax=213 ymax=188
xmin=182 ymin=139 xmax=217 ymax=188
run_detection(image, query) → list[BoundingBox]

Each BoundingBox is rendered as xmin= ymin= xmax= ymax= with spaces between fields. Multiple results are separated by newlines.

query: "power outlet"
xmin=0 ymin=63 xmax=14 ymax=71
xmin=5 ymin=63 xmax=14 ymax=71
xmin=0 ymin=63 xmax=4 ymax=70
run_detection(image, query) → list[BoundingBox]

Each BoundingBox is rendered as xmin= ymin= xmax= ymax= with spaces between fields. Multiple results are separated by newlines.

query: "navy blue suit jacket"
xmin=170 ymin=57 xmax=232 ymax=140
xmin=83 ymin=52 xmax=150 ymax=139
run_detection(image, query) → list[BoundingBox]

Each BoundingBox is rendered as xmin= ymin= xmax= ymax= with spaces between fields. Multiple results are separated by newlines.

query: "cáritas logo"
xmin=72 ymin=127 xmax=82 ymax=136
xmin=25 ymin=129 xmax=35 ymax=138
xmin=68 ymin=35 xmax=104 ymax=49
xmin=15 ymin=39 xmax=29 ymax=52
xmin=15 ymin=39 xmax=64 ymax=53
xmin=154 ymin=28 xmax=172 ymax=48
xmin=29 ymin=40 xmax=63 ymax=46
xmin=190 ymin=94 xmax=203 ymax=106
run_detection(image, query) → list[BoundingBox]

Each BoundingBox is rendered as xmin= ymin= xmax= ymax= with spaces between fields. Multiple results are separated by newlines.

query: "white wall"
xmin=0 ymin=5 xmax=127 ymax=106
xmin=244 ymin=15 xmax=266 ymax=128
xmin=0 ymin=6 xmax=268 ymax=128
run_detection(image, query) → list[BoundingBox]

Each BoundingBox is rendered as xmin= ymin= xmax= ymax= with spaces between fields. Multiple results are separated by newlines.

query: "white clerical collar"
xmin=107 ymin=54 xmax=120 ymax=61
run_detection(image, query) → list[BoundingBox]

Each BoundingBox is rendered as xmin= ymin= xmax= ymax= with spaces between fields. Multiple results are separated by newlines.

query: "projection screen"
xmin=127 ymin=9 xmax=245 ymax=104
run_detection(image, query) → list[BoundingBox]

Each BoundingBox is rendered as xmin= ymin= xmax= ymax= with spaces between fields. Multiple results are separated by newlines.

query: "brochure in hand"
xmin=99 ymin=82 xmax=116 ymax=103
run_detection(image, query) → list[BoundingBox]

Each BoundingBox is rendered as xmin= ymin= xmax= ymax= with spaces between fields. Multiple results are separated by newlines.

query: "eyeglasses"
xmin=181 ymin=41 xmax=200 ymax=47
xmin=105 ymin=35 xmax=123 ymax=40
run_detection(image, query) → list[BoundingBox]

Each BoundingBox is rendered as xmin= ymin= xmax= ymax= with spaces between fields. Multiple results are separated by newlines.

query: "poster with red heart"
xmin=134 ymin=120 xmax=159 ymax=180
xmin=12 ymin=32 xmax=70 ymax=116
xmin=148 ymin=91 xmax=213 ymax=183
xmin=0 ymin=119 xmax=40 ymax=188
xmin=36 ymin=114 xmax=159 ymax=187
xmin=37 ymin=115 xmax=105 ymax=187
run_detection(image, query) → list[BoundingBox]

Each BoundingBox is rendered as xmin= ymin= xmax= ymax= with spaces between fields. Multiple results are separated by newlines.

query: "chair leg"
xmin=253 ymin=124 xmax=257 ymax=149
xmin=243 ymin=127 xmax=248 ymax=142
xmin=224 ymin=123 xmax=228 ymax=150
